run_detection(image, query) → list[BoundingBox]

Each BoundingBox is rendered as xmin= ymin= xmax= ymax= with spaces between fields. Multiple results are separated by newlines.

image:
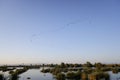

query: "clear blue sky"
xmin=0 ymin=0 xmax=120 ymax=64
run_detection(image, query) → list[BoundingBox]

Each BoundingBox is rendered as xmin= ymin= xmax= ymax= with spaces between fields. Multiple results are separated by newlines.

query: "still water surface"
xmin=108 ymin=71 xmax=120 ymax=80
xmin=1 ymin=68 xmax=120 ymax=80
xmin=18 ymin=69 xmax=120 ymax=80
xmin=19 ymin=69 xmax=55 ymax=80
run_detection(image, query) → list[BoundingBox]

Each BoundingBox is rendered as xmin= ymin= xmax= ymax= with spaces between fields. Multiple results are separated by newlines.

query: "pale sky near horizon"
xmin=0 ymin=0 xmax=120 ymax=64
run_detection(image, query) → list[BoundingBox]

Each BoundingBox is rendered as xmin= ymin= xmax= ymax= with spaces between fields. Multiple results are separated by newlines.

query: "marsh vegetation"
xmin=0 ymin=62 xmax=120 ymax=80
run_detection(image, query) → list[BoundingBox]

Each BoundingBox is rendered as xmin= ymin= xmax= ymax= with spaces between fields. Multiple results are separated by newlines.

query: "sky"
xmin=0 ymin=0 xmax=120 ymax=64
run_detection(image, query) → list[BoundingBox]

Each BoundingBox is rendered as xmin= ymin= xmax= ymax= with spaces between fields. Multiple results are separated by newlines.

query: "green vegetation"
xmin=56 ymin=73 xmax=65 ymax=80
xmin=66 ymin=71 xmax=81 ymax=79
xmin=112 ymin=68 xmax=119 ymax=73
xmin=0 ymin=66 xmax=15 ymax=72
xmin=41 ymin=68 xmax=51 ymax=73
xmin=1 ymin=62 xmax=120 ymax=80
xmin=10 ymin=67 xmax=28 ymax=80
xmin=9 ymin=70 xmax=14 ymax=74
xmin=40 ymin=62 xmax=120 ymax=80
xmin=0 ymin=74 xmax=3 ymax=80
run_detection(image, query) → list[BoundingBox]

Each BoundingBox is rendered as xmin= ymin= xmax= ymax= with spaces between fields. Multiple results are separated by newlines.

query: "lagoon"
xmin=19 ymin=69 xmax=55 ymax=80
xmin=18 ymin=69 xmax=120 ymax=80
xmin=1 ymin=68 xmax=120 ymax=80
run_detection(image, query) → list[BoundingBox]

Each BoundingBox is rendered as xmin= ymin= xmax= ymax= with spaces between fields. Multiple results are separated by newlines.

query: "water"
xmin=18 ymin=69 xmax=56 ymax=80
xmin=1 ymin=68 xmax=120 ymax=80
xmin=108 ymin=71 xmax=120 ymax=80
xmin=0 ymin=71 xmax=10 ymax=79
xmin=18 ymin=70 xmax=120 ymax=80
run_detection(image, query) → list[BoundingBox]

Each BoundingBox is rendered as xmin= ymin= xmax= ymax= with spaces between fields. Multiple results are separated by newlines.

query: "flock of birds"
xmin=30 ymin=17 xmax=92 ymax=43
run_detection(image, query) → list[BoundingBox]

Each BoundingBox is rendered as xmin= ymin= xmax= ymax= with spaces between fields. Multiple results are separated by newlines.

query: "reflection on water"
xmin=19 ymin=69 xmax=56 ymax=80
xmin=0 ymin=71 xmax=10 ymax=80
xmin=108 ymin=71 xmax=120 ymax=80
xmin=18 ymin=70 xmax=120 ymax=80
xmin=1 ymin=68 xmax=120 ymax=80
